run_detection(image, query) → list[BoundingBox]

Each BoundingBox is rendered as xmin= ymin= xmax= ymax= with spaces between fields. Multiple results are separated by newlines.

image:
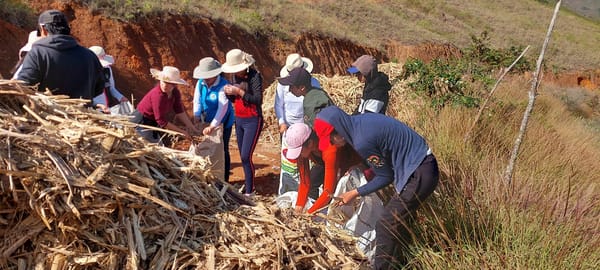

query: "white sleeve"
xmin=361 ymin=99 xmax=385 ymax=114
xmin=11 ymin=65 xmax=23 ymax=80
xmin=210 ymin=90 xmax=229 ymax=127
xmin=107 ymin=67 xmax=124 ymax=101
xmin=274 ymin=83 xmax=287 ymax=125
xmin=93 ymin=92 xmax=107 ymax=106
xmin=192 ymin=81 xmax=202 ymax=119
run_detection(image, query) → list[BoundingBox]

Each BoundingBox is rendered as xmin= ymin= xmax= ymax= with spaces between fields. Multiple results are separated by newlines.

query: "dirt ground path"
xmin=227 ymin=138 xmax=282 ymax=196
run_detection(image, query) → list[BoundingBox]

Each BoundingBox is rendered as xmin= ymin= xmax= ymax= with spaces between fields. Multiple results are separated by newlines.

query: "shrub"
xmin=402 ymin=32 xmax=532 ymax=110
xmin=0 ymin=0 xmax=36 ymax=28
xmin=402 ymin=58 xmax=478 ymax=109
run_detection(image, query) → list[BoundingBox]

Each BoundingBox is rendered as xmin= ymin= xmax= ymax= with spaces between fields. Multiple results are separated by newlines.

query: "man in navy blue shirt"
xmin=315 ymin=106 xmax=439 ymax=269
xmin=18 ymin=9 xmax=104 ymax=101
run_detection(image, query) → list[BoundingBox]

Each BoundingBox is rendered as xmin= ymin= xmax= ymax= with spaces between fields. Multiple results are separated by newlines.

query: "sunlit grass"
xmin=396 ymin=77 xmax=600 ymax=269
xmin=74 ymin=0 xmax=600 ymax=70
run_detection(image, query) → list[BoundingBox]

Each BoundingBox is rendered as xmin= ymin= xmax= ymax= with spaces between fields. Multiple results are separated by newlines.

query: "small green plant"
xmin=402 ymin=32 xmax=533 ymax=110
xmin=464 ymin=31 xmax=533 ymax=73
xmin=0 ymin=0 xmax=36 ymax=28
xmin=402 ymin=58 xmax=479 ymax=109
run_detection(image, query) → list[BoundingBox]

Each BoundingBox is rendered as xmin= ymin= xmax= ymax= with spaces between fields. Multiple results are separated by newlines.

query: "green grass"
xmin=400 ymin=76 xmax=600 ymax=269
xmin=0 ymin=0 xmax=36 ymax=28
xmin=72 ymin=0 xmax=600 ymax=71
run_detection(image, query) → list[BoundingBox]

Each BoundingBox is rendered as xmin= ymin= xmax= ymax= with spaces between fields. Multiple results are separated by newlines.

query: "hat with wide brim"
xmin=88 ymin=46 xmax=114 ymax=67
xmin=280 ymin=53 xmax=314 ymax=77
xmin=221 ymin=49 xmax=255 ymax=73
xmin=19 ymin=31 xmax=42 ymax=56
xmin=193 ymin=57 xmax=222 ymax=79
xmin=150 ymin=66 xmax=188 ymax=85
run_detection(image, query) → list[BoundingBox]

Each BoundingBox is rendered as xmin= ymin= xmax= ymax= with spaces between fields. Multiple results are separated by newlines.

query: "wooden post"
xmin=504 ymin=0 xmax=562 ymax=184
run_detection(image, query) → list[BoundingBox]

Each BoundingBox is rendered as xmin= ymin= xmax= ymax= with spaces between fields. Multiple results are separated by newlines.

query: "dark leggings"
xmin=374 ymin=154 xmax=439 ymax=270
xmin=223 ymin=126 xmax=233 ymax=183
xmin=235 ymin=116 xmax=263 ymax=194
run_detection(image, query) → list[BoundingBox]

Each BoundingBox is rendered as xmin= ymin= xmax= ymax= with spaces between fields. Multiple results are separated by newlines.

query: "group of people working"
xmin=13 ymin=8 xmax=440 ymax=269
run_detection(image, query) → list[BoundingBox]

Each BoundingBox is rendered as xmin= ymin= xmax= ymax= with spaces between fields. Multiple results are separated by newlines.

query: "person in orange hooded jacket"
xmin=284 ymin=122 xmax=372 ymax=214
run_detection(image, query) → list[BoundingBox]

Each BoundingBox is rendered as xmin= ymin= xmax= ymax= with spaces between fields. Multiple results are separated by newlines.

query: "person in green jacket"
xmin=278 ymin=67 xmax=333 ymax=127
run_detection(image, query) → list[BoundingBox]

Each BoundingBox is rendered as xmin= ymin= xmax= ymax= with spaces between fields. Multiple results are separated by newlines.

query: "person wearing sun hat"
xmin=347 ymin=55 xmax=391 ymax=115
xmin=18 ymin=9 xmax=104 ymax=101
xmin=192 ymin=57 xmax=234 ymax=182
xmin=221 ymin=48 xmax=264 ymax=196
xmin=11 ymin=31 xmax=42 ymax=79
xmin=89 ymin=46 xmax=128 ymax=113
xmin=275 ymin=53 xmax=322 ymax=195
xmin=133 ymin=66 xmax=200 ymax=145
xmin=283 ymin=122 xmax=365 ymax=214
xmin=315 ymin=105 xmax=438 ymax=268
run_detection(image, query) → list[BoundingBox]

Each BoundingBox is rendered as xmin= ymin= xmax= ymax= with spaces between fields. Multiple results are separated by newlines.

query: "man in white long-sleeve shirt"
xmin=275 ymin=53 xmax=321 ymax=195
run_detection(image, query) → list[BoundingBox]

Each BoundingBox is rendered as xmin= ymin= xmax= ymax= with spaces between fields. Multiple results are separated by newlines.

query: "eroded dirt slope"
xmin=0 ymin=1 xmax=461 ymax=101
xmin=1 ymin=1 xmax=597 ymax=106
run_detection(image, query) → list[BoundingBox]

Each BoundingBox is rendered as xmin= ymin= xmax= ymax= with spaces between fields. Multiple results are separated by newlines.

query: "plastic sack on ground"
xmin=274 ymin=191 xmax=315 ymax=210
xmin=109 ymin=101 xmax=134 ymax=115
xmin=328 ymin=168 xmax=384 ymax=260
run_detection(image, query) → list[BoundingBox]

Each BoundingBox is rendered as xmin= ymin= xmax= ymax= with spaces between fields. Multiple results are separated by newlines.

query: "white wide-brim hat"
xmin=280 ymin=53 xmax=314 ymax=77
xmin=19 ymin=31 xmax=42 ymax=56
xmin=193 ymin=57 xmax=222 ymax=79
xmin=150 ymin=66 xmax=188 ymax=85
xmin=221 ymin=49 xmax=255 ymax=73
xmin=89 ymin=45 xmax=115 ymax=67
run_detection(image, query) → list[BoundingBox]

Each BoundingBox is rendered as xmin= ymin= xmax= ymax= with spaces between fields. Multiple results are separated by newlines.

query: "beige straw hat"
xmin=88 ymin=46 xmax=115 ymax=67
xmin=221 ymin=49 xmax=255 ymax=73
xmin=280 ymin=53 xmax=314 ymax=77
xmin=150 ymin=66 xmax=188 ymax=85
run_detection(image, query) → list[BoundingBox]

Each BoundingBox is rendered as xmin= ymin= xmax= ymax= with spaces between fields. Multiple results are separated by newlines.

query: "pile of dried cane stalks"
xmin=260 ymin=63 xmax=418 ymax=144
xmin=0 ymin=81 xmax=367 ymax=269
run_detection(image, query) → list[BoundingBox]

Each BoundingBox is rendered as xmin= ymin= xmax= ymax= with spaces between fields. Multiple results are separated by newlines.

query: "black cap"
xmin=278 ymin=67 xmax=311 ymax=87
xmin=38 ymin=9 xmax=68 ymax=25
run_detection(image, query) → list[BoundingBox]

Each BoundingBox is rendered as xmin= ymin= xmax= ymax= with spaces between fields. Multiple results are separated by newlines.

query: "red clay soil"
xmin=0 ymin=1 xmax=459 ymax=102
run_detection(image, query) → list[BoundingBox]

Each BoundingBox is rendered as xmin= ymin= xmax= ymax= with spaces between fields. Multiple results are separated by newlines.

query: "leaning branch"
xmin=464 ymin=45 xmax=530 ymax=143
xmin=504 ymin=0 xmax=562 ymax=184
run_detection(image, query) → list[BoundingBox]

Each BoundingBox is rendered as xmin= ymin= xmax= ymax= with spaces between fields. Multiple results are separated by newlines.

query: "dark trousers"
xmin=308 ymin=163 xmax=325 ymax=200
xmin=223 ymin=126 xmax=233 ymax=182
xmin=374 ymin=154 xmax=439 ymax=270
xmin=235 ymin=116 xmax=263 ymax=194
